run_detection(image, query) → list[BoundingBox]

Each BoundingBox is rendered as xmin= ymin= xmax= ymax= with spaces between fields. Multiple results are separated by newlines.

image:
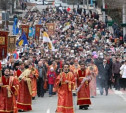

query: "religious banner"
xmin=35 ymin=24 xmax=42 ymax=40
xmin=46 ymin=23 xmax=55 ymax=36
xmin=20 ymin=25 xmax=29 ymax=39
xmin=8 ymin=35 xmax=17 ymax=53
xmin=0 ymin=31 xmax=9 ymax=60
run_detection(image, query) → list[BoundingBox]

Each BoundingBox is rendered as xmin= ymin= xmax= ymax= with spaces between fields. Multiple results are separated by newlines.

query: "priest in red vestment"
xmin=77 ymin=63 xmax=92 ymax=110
xmin=70 ymin=60 xmax=81 ymax=92
xmin=0 ymin=67 xmax=19 ymax=113
xmin=17 ymin=63 xmax=32 ymax=112
xmin=10 ymin=68 xmax=19 ymax=113
xmin=54 ymin=63 xmax=75 ymax=113
xmin=30 ymin=67 xmax=39 ymax=99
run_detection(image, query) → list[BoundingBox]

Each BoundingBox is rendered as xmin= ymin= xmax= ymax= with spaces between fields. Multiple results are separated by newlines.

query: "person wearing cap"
xmin=0 ymin=67 xmax=19 ymax=113
xmin=54 ymin=63 xmax=75 ymax=113
xmin=77 ymin=63 xmax=91 ymax=110
xmin=47 ymin=67 xmax=56 ymax=97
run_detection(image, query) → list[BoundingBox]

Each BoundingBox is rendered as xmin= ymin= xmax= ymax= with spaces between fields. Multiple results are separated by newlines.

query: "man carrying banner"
xmin=77 ymin=63 xmax=92 ymax=110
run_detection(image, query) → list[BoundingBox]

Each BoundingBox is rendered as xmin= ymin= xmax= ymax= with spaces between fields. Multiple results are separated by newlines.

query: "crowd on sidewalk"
xmin=0 ymin=5 xmax=126 ymax=113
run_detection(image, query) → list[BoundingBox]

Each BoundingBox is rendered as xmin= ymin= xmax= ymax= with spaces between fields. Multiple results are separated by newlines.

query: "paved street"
xmin=24 ymin=89 xmax=126 ymax=113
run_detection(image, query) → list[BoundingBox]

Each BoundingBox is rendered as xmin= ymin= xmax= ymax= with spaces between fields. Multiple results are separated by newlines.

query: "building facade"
xmin=0 ymin=0 xmax=21 ymax=15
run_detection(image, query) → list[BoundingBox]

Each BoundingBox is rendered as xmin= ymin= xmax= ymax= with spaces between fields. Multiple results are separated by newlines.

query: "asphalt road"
xmin=23 ymin=89 xmax=126 ymax=113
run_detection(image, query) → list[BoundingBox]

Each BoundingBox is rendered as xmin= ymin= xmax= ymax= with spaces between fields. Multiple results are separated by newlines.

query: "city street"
xmin=27 ymin=89 xmax=126 ymax=113
xmin=17 ymin=3 xmax=125 ymax=113
xmin=0 ymin=0 xmax=126 ymax=113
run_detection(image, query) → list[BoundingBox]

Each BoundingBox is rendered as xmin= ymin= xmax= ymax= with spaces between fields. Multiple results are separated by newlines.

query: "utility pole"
xmin=83 ymin=0 xmax=85 ymax=7
xmin=102 ymin=0 xmax=106 ymax=23
xmin=122 ymin=3 xmax=126 ymax=41
xmin=87 ymin=0 xmax=89 ymax=14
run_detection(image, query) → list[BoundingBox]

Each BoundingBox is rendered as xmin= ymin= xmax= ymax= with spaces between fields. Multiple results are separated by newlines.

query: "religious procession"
xmin=0 ymin=0 xmax=126 ymax=113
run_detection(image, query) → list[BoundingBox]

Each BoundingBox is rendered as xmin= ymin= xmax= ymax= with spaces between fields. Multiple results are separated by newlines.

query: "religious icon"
xmin=10 ymin=37 xmax=14 ymax=44
xmin=0 ymin=36 xmax=5 ymax=45
xmin=23 ymin=28 xmax=28 ymax=33
xmin=49 ymin=25 xmax=54 ymax=30
xmin=46 ymin=23 xmax=55 ymax=36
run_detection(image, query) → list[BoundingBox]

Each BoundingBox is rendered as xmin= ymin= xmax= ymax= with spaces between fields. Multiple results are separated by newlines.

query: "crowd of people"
xmin=0 ymin=5 xmax=126 ymax=113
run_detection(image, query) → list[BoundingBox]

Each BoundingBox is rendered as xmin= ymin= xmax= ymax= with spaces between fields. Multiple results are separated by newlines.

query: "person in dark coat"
xmin=112 ymin=57 xmax=121 ymax=90
xmin=95 ymin=57 xmax=103 ymax=87
xmin=37 ymin=61 xmax=47 ymax=97
xmin=98 ymin=59 xmax=110 ymax=96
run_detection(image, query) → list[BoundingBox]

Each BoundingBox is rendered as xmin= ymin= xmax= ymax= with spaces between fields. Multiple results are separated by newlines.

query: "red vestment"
xmin=70 ymin=64 xmax=80 ymax=89
xmin=0 ymin=76 xmax=18 ymax=113
xmin=30 ymin=68 xmax=39 ymax=97
xmin=16 ymin=70 xmax=22 ymax=78
xmin=17 ymin=69 xmax=32 ymax=111
xmin=77 ymin=70 xmax=91 ymax=106
xmin=11 ymin=76 xmax=19 ymax=113
xmin=54 ymin=72 xmax=75 ymax=113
